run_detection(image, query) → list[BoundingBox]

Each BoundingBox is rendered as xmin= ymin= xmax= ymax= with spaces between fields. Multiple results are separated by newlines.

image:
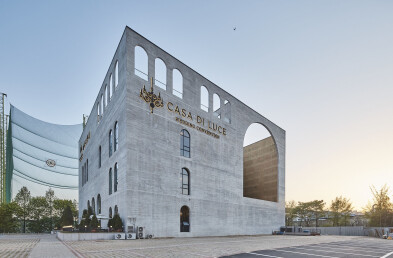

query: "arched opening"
xmin=213 ymin=93 xmax=221 ymax=118
xmin=200 ymin=86 xmax=209 ymax=112
xmin=87 ymin=200 xmax=90 ymax=210
xmin=98 ymin=146 xmax=102 ymax=168
xmin=114 ymin=163 xmax=118 ymax=192
xmin=173 ymin=69 xmax=183 ymax=98
xmin=114 ymin=122 xmax=118 ymax=152
xmin=109 ymin=168 xmax=112 ymax=195
xmin=104 ymin=85 xmax=108 ymax=108
xmin=92 ymin=197 xmax=95 ymax=214
xmin=97 ymin=102 xmax=100 ymax=123
xmin=109 ymin=130 xmax=113 ymax=157
xmin=100 ymin=94 xmax=104 ymax=115
xmin=109 ymin=74 xmax=113 ymax=100
xmin=180 ymin=206 xmax=190 ymax=232
xmin=109 ymin=207 xmax=112 ymax=218
xmin=155 ymin=58 xmax=166 ymax=90
xmin=114 ymin=205 xmax=118 ymax=215
xmin=243 ymin=123 xmax=278 ymax=202
xmin=135 ymin=46 xmax=148 ymax=81
xmin=115 ymin=61 xmax=119 ymax=88
xmin=181 ymin=168 xmax=190 ymax=195
xmin=223 ymin=100 xmax=231 ymax=123
xmin=97 ymin=194 xmax=101 ymax=214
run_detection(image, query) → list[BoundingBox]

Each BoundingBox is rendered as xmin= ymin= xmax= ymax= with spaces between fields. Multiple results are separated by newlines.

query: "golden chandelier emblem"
xmin=140 ymin=77 xmax=164 ymax=113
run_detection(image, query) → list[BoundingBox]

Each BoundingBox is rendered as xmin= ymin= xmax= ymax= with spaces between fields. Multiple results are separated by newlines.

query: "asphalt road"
xmin=222 ymin=239 xmax=393 ymax=258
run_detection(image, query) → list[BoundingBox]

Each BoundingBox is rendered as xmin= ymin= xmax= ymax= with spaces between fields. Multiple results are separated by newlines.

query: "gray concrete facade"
xmin=79 ymin=26 xmax=286 ymax=237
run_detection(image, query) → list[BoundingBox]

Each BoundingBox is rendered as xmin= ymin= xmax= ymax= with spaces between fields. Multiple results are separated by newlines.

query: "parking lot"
xmin=0 ymin=234 xmax=392 ymax=257
xmin=222 ymin=239 xmax=393 ymax=258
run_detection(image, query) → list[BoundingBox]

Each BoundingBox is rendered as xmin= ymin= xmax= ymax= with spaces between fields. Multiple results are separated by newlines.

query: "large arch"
xmin=180 ymin=205 xmax=190 ymax=232
xmin=243 ymin=123 xmax=278 ymax=202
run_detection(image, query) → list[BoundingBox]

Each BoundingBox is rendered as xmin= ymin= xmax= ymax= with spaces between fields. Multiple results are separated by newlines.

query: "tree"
xmin=112 ymin=213 xmax=123 ymax=231
xmin=285 ymin=200 xmax=297 ymax=226
xmin=365 ymin=185 xmax=393 ymax=227
xmin=14 ymin=186 xmax=31 ymax=233
xmin=330 ymin=196 xmax=353 ymax=226
xmin=0 ymin=202 xmax=22 ymax=233
xmin=45 ymin=188 xmax=56 ymax=231
xmin=28 ymin=196 xmax=49 ymax=233
xmin=90 ymin=214 xmax=99 ymax=230
xmin=60 ymin=206 xmax=74 ymax=227
xmin=294 ymin=202 xmax=313 ymax=226
xmin=308 ymin=200 xmax=326 ymax=227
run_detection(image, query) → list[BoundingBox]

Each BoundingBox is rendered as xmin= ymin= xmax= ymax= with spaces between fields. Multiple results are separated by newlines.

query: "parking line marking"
xmin=311 ymin=244 xmax=387 ymax=254
xmin=287 ymin=246 xmax=380 ymax=257
xmin=381 ymin=251 xmax=393 ymax=258
xmin=248 ymin=253 xmax=283 ymax=258
xmin=270 ymin=249 xmax=339 ymax=258
xmin=318 ymin=243 xmax=391 ymax=252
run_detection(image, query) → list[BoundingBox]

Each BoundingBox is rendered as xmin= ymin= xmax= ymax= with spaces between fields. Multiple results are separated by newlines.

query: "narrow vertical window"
xmin=109 ymin=207 xmax=112 ymax=218
xmin=115 ymin=61 xmax=119 ymax=88
xmin=180 ymin=129 xmax=190 ymax=158
xmin=200 ymin=86 xmax=209 ymax=112
xmin=109 ymin=130 xmax=113 ymax=157
xmin=180 ymin=206 xmax=190 ymax=232
xmin=173 ymin=69 xmax=183 ymax=98
xmin=82 ymin=164 xmax=84 ymax=186
xmin=97 ymin=102 xmax=100 ymax=123
xmin=104 ymin=85 xmax=108 ymax=108
xmin=104 ymin=84 xmax=111 ymax=106
xmin=181 ymin=168 xmax=190 ymax=195
xmin=115 ymin=205 xmax=118 ymax=215
xmin=135 ymin=46 xmax=148 ymax=81
xmin=87 ymin=200 xmax=90 ymax=210
xmin=97 ymin=194 xmax=101 ymax=214
xmin=114 ymin=122 xmax=118 ymax=152
xmin=101 ymin=94 xmax=104 ymax=115
xmin=114 ymin=163 xmax=118 ymax=192
xmin=109 ymin=74 xmax=113 ymax=100
xmin=99 ymin=146 xmax=101 ymax=168
xmin=155 ymin=58 xmax=166 ymax=90
xmin=109 ymin=168 xmax=112 ymax=195
xmin=86 ymin=159 xmax=88 ymax=182
xmin=92 ymin=198 xmax=95 ymax=214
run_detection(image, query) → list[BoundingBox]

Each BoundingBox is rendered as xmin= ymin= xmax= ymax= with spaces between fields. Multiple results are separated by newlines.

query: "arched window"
xmin=109 ymin=74 xmax=113 ymax=100
xmin=109 ymin=130 xmax=113 ymax=157
xmin=223 ymin=100 xmax=231 ymax=124
xmin=200 ymin=86 xmax=209 ymax=112
xmin=100 ymin=94 xmax=104 ymax=115
xmin=109 ymin=207 xmax=112 ymax=218
xmin=115 ymin=61 xmax=119 ymax=88
xmin=173 ymin=69 xmax=183 ymax=98
xmin=180 ymin=129 xmax=190 ymax=158
xmin=109 ymin=168 xmax=112 ymax=195
xmin=87 ymin=200 xmax=90 ymax=210
xmin=135 ymin=46 xmax=148 ymax=81
xmin=104 ymin=85 xmax=108 ymax=108
xmin=97 ymin=194 xmax=101 ymax=214
xmin=155 ymin=58 xmax=166 ymax=90
xmin=97 ymin=102 xmax=100 ymax=123
xmin=86 ymin=159 xmax=88 ymax=182
xmin=98 ymin=146 xmax=101 ymax=168
xmin=114 ymin=205 xmax=118 ymax=215
xmin=92 ymin=197 xmax=95 ymax=214
xmin=114 ymin=163 xmax=118 ymax=192
xmin=181 ymin=168 xmax=190 ymax=195
xmin=180 ymin=206 xmax=190 ymax=232
xmin=114 ymin=122 xmax=118 ymax=152
xmin=213 ymin=93 xmax=221 ymax=118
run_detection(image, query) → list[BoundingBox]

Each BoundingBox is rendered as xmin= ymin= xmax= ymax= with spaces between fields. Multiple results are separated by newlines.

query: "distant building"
xmin=78 ymin=27 xmax=286 ymax=237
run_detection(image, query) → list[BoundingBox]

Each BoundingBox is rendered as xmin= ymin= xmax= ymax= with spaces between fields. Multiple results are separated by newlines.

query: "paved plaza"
xmin=0 ymin=234 xmax=392 ymax=258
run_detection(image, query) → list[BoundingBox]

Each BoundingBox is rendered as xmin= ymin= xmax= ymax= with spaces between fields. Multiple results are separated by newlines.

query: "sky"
xmin=1 ymin=0 xmax=393 ymax=209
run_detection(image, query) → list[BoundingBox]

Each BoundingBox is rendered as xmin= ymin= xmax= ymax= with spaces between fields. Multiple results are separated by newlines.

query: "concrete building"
xmin=79 ymin=26 xmax=286 ymax=237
